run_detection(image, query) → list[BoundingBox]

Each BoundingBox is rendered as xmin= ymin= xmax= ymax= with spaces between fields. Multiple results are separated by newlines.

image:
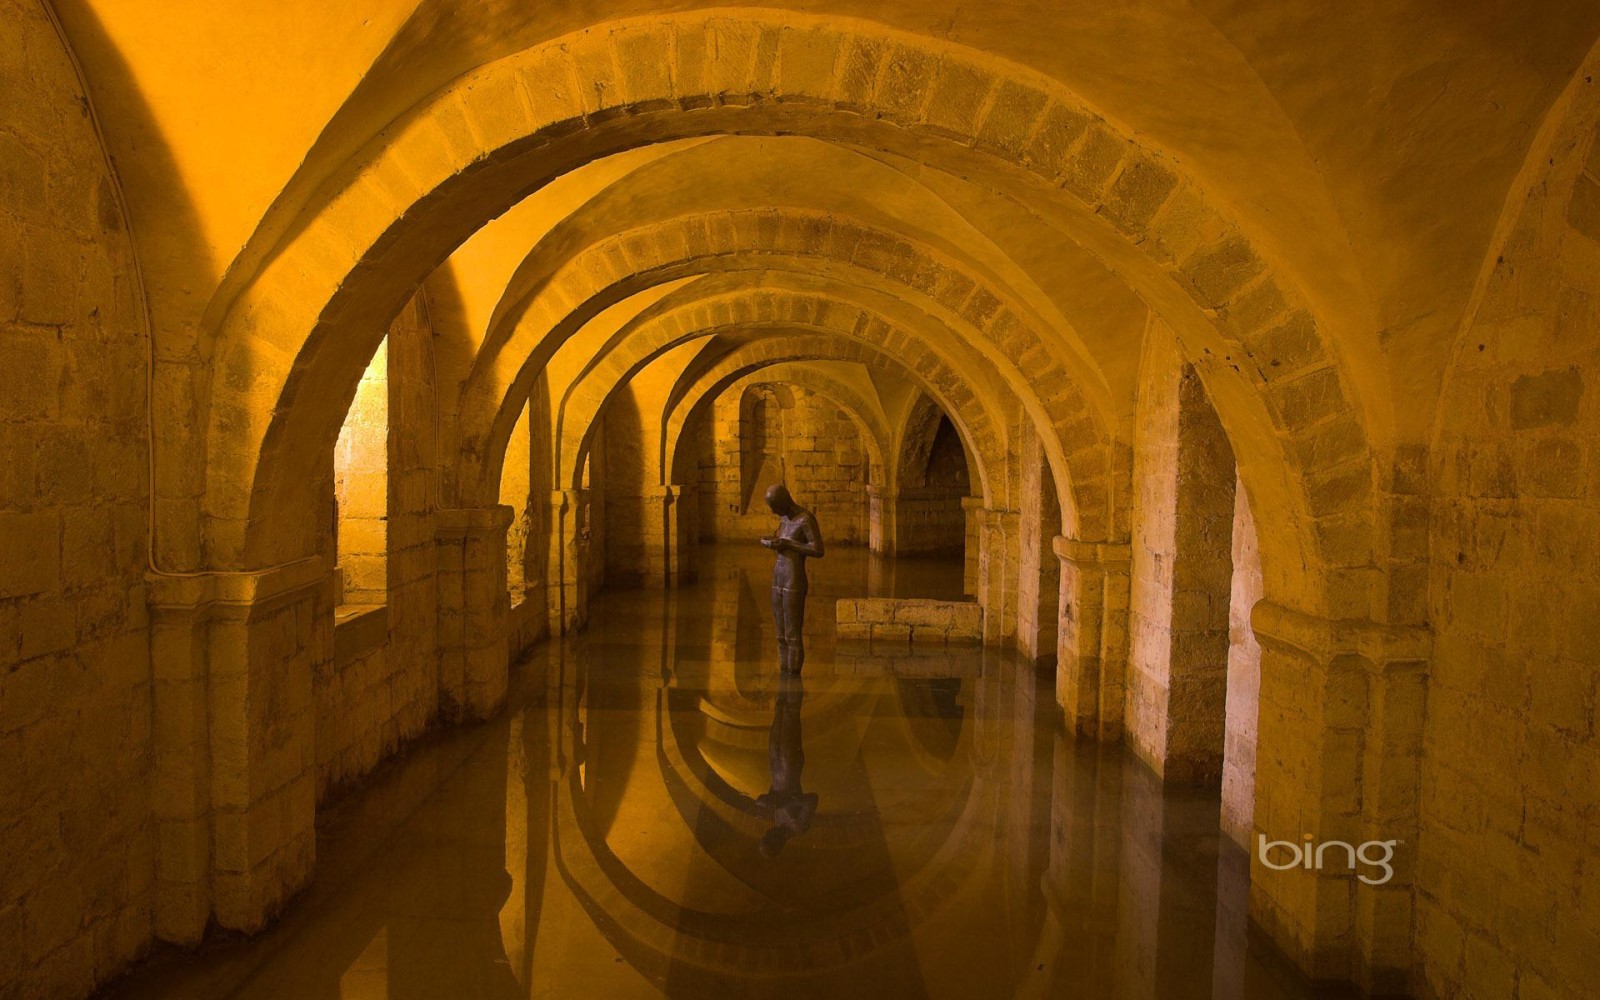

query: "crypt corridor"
xmin=3 ymin=1 xmax=1600 ymax=998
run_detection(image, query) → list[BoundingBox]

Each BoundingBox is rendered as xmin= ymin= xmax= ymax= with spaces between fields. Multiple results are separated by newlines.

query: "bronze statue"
xmin=756 ymin=672 xmax=818 ymax=857
xmin=759 ymin=484 xmax=824 ymax=675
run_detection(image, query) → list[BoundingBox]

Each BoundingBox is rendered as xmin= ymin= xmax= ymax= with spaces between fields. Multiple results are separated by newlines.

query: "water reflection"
xmin=755 ymin=674 xmax=818 ymax=857
xmin=107 ymin=546 xmax=1357 ymax=1000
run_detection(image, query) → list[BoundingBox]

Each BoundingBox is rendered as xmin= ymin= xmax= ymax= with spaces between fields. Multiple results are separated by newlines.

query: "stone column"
xmin=978 ymin=507 xmax=1021 ymax=645
xmin=674 ymin=482 xmax=699 ymax=584
xmin=866 ymin=484 xmax=897 ymax=555
xmin=435 ymin=506 xmax=513 ymax=723
xmin=643 ymin=484 xmax=684 ymax=586
xmin=1053 ymin=536 xmax=1131 ymax=740
xmin=146 ymin=557 xmax=327 ymax=943
xmin=1247 ymin=602 xmax=1429 ymax=992
xmin=548 ymin=489 xmax=589 ymax=634
xmin=961 ymin=496 xmax=984 ymax=595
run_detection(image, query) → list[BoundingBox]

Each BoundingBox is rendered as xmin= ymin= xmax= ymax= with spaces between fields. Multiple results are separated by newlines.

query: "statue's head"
xmin=765 ymin=483 xmax=795 ymax=516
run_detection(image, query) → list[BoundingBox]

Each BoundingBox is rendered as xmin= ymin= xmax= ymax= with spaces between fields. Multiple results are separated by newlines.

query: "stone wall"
xmin=1419 ymin=96 xmax=1600 ymax=1000
xmin=601 ymin=384 xmax=659 ymax=587
xmin=1126 ymin=327 xmax=1237 ymax=784
xmin=314 ymin=297 xmax=441 ymax=804
xmin=697 ymin=383 xmax=869 ymax=545
xmin=1017 ymin=420 xmax=1062 ymax=665
xmin=0 ymin=1 xmax=154 ymax=993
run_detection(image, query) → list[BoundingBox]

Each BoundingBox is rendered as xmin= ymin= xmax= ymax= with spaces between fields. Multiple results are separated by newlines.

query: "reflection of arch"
xmin=556 ymin=675 xmax=997 ymax=988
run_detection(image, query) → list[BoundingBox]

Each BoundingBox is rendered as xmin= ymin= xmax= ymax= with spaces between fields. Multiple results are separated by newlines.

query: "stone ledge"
xmin=333 ymin=604 xmax=388 ymax=662
xmin=835 ymin=597 xmax=983 ymax=646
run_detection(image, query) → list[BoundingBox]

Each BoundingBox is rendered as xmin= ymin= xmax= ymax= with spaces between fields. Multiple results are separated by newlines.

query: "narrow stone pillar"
xmin=644 ymin=484 xmax=683 ymax=586
xmin=674 ymin=482 xmax=699 ymax=584
xmin=548 ymin=489 xmax=589 ymax=634
xmin=866 ymin=484 xmax=897 ymax=555
xmin=1053 ymin=536 xmax=1131 ymax=740
xmin=977 ymin=507 xmax=1021 ymax=645
xmin=146 ymin=557 xmax=326 ymax=942
xmin=960 ymin=496 xmax=984 ymax=595
xmin=1247 ymin=602 xmax=1429 ymax=992
xmin=435 ymin=506 xmax=513 ymax=722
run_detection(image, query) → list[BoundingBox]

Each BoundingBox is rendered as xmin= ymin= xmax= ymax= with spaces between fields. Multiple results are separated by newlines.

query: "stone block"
xmin=1060 ymin=126 xmax=1124 ymax=203
xmin=0 ymin=511 xmax=59 ymax=597
xmin=21 ymin=232 xmax=81 ymax=326
xmin=1272 ymin=367 xmax=1347 ymax=431
xmin=1179 ymin=232 xmax=1264 ymax=307
xmin=1510 ymin=367 xmax=1583 ymax=429
xmin=923 ymin=59 xmax=991 ymax=139
xmin=776 ymin=27 xmax=841 ymax=101
xmin=870 ymin=623 xmax=912 ymax=645
xmin=1101 ymin=156 xmax=1177 ymax=232
xmin=976 ymin=81 xmax=1047 ymax=158
xmin=892 ymin=601 xmax=954 ymax=628
xmin=0 ymin=326 xmax=62 ymax=420
xmin=1566 ymin=173 xmax=1600 ymax=244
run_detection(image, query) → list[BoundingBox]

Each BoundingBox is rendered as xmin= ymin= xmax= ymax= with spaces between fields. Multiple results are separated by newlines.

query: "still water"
xmin=107 ymin=547 xmax=1353 ymax=1000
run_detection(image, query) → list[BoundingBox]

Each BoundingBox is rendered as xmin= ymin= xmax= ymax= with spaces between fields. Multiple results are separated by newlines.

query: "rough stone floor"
xmin=102 ymin=547 xmax=1354 ymax=1000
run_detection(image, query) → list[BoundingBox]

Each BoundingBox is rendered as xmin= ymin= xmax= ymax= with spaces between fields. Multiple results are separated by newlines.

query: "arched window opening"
xmin=897 ymin=408 xmax=971 ymax=557
xmin=333 ymin=336 xmax=388 ymax=612
xmin=501 ymin=401 xmax=533 ymax=605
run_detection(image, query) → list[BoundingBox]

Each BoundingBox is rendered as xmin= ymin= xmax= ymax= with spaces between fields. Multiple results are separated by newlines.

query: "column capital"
xmin=146 ymin=556 xmax=328 ymax=614
xmin=435 ymin=504 xmax=514 ymax=538
xmin=1051 ymin=535 xmax=1131 ymax=568
xmin=549 ymin=488 xmax=588 ymax=513
xmin=1251 ymin=601 xmax=1433 ymax=666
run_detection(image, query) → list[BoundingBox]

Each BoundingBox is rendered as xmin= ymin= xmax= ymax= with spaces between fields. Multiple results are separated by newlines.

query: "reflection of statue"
xmin=756 ymin=673 xmax=818 ymax=857
xmin=759 ymin=484 xmax=824 ymax=675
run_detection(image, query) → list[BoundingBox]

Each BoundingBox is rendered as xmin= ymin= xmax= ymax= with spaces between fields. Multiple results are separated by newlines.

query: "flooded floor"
xmin=106 ymin=547 xmax=1360 ymax=1000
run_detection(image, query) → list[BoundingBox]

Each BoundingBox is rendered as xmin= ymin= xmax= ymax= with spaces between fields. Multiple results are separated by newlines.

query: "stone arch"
xmin=457 ymin=215 xmax=1095 ymax=538
xmin=666 ymin=361 xmax=891 ymax=490
xmin=657 ymin=335 xmax=1006 ymax=509
xmin=193 ymin=10 xmax=1380 ymax=621
xmin=549 ymin=288 xmax=1010 ymax=497
xmin=891 ymin=393 xmax=976 ymax=561
xmin=1414 ymin=51 xmax=1600 ymax=1000
xmin=895 ymin=392 xmax=977 ymax=493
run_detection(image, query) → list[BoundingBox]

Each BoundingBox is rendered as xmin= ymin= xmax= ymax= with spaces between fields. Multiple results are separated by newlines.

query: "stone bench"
xmin=834 ymin=597 xmax=984 ymax=646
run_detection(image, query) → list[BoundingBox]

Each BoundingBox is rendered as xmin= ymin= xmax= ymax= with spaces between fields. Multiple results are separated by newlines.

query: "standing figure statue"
xmin=759 ymin=484 xmax=824 ymax=675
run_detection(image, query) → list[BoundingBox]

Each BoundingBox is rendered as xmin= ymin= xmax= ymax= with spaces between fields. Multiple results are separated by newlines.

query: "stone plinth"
xmin=835 ymin=597 xmax=983 ymax=646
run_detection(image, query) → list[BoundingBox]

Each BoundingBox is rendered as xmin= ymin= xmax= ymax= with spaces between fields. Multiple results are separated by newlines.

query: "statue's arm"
xmin=794 ymin=513 xmax=825 ymax=558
